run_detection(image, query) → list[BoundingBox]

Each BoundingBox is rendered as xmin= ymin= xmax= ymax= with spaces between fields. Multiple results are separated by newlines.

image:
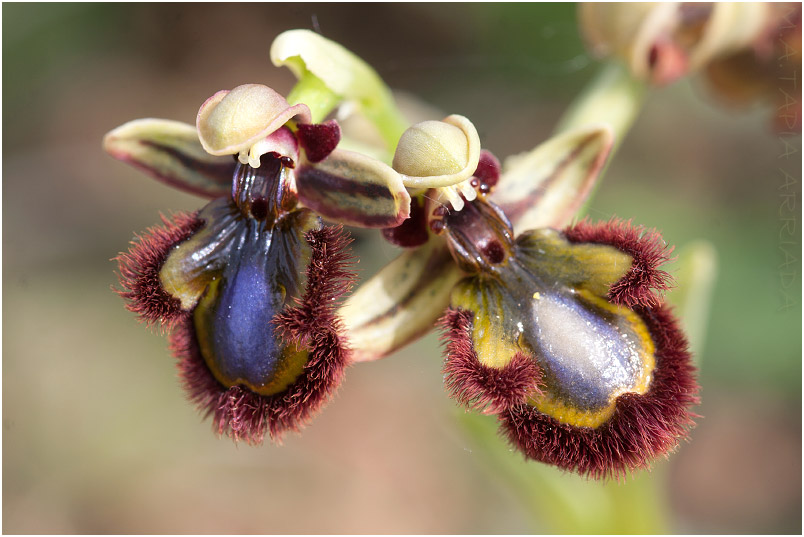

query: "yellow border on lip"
xmin=528 ymin=289 xmax=656 ymax=429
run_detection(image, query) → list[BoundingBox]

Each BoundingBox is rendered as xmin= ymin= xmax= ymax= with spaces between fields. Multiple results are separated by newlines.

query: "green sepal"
xmin=272 ymin=29 xmax=409 ymax=148
xmin=103 ymin=118 xmax=235 ymax=199
xmin=296 ymin=148 xmax=410 ymax=228
xmin=340 ymin=238 xmax=463 ymax=362
xmin=492 ymin=125 xmax=613 ymax=234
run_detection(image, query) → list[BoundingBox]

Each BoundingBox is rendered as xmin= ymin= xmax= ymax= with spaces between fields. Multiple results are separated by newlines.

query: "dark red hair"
xmin=172 ymin=225 xmax=355 ymax=443
xmin=115 ymin=212 xmax=203 ymax=329
xmin=440 ymin=308 xmax=543 ymax=414
xmin=499 ymin=304 xmax=699 ymax=479
xmin=564 ymin=217 xmax=674 ymax=308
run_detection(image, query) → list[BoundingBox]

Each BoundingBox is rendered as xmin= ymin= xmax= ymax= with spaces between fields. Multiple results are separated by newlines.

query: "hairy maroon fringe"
xmin=274 ymin=225 xmax=356 ymax=343
xmin=115 ymin=212 xmax=203 ymax=329
xmin=499 ymin=304 xmax=700 ymax=480
xmin=172 ymin=225 xmax=356 ymax=444
xmin=439 ymin=308 xmax=543 ymax=414
xmin=564 ymin=217 xmax=674 ymax=309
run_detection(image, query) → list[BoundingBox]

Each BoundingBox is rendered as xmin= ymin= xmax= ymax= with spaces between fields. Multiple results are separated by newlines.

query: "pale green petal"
xmin=103 ymin=118 xmax=234 ymax=198
xmin=492 ymin=125 xmax=613 ymax=234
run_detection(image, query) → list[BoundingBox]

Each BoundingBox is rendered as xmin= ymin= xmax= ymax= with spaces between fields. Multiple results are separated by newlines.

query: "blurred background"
xmin=3 ymin=3 xmax=801 ymax=534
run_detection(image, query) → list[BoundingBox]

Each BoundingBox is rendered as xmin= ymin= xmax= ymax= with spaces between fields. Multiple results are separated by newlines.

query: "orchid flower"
xmin=104 ymin=83 xmax=413 ymax=443
xmin=105 ymin=29 xmax=700 ymax=479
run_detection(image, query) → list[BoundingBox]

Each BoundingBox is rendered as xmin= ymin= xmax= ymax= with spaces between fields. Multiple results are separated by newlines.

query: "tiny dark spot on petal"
xmin=648 ymin=45 xmax=659 ymax=68
xmin=481 ymin=239 xmax=505 ymax=264
xmin=250 ymin=198 xmax=269 ymax=220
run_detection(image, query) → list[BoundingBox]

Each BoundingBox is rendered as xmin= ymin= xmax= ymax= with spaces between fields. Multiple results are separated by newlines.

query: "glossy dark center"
xmin=193 ymin=217 xmax=307 ymax=395
xmin=441 ymin=198 xmax=514 ymax=272
xmin=513 ymin=283 xmax=651 ymax=411
xmin=231 ymin=154 xmax=293 ymax=222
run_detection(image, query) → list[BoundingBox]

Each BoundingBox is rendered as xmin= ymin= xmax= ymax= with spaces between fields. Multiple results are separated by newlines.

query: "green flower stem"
xmin=360 ymin=91 xmax=410 ymax=151
xmin=286 ymin=71 xmax=343 ymax=125
xmin=457 ymin=411 xmax=669 ymax=534
xmin=666 ymin=240 xmax=719 ymax=363
xmin=555 ymin=60 xmax=647 ymax=152
xmin=556 ymin=61 xmax=648 ymax=219
xmin=287 ymin=70 xmax=409 ymax=150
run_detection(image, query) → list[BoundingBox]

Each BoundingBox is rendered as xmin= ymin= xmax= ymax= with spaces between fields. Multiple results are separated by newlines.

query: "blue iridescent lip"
xmin=523 ymin=288 xmax=647 ymax=410
xmin=192 ymin=214 xmax=308 ymax=395
xmin=439 ymin=196 xmax=656 ymax=420
xmin=156 ymin=152 xmax=322 ymax=396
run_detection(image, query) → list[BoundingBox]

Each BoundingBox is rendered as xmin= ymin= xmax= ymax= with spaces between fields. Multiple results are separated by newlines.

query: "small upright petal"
xmin=381 ymin=195 xmax=430 ymax=248
xmin=296 ymin=120 xmax=342 ymax=163
xmin=197 ymin=84 xmax=312 ymax=156
xmin=295 ymin=149 xmax=410 ymax=228
xmin=103 ymin=119 xmax=235 ymax=198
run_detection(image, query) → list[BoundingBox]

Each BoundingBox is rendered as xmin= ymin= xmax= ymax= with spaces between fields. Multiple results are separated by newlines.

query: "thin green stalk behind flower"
xmin=555 ymin=61 xmax=647 ymax=151
xmin=456 ymin=410 xmax=669 ymax=534
xmin=554 ymin=61 xmax=647 ymax=231
xmin=666 ymin=240 xmax=718 ymax=362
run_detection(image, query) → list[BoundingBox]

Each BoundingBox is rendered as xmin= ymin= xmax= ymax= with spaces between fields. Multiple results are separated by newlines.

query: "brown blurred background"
xmin=3 ymin=3 xmax=801 ymax=534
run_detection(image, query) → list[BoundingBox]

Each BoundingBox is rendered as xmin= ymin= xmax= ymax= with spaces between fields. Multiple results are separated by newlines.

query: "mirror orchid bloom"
xmin=341 ymin=122 xmax=699 ymax=478
xmin=104 ymin=84 xmax=410 ymax=443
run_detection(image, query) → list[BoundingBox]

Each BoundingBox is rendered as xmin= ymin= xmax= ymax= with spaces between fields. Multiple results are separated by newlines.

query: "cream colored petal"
xmin=393 ymin=115 xmax=481 ymax=189
xmin=491 ymin=125 xmax=613 ymax=234
xmin=340 ymin=238 xmax=463 ymax=362
xmin=103 ymin=118 xmax=234 ymax=198
xmin=196 ymin=84 xmax=311 ymax=156
xmin=580 ymin=3 xmax=681 ymax=81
